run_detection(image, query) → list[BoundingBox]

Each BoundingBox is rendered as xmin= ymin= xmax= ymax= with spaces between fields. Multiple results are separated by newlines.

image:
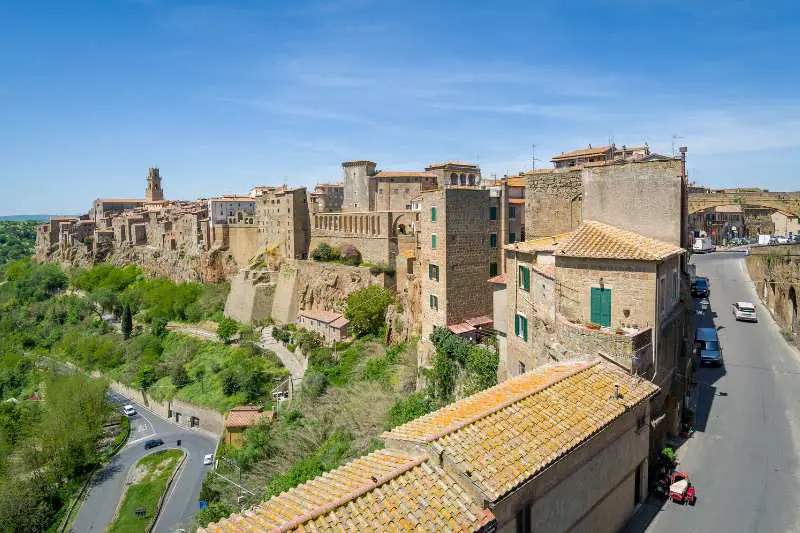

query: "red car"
xmin=669 ymin=471 xmax=697 ymax=505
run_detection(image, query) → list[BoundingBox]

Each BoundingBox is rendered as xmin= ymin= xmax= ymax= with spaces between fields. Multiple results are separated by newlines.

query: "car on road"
xmin=203 ymin=453 xmax=214 ymax=465
xmin=144 ymin=438 xmax=164 ymax=450
xmin=695 ymin=327 xmax=723 ymax=367
xmin=691 ymin=277 xmax=710 ymax=297
xmin=732 ymin=301 xmax=758 ymax=322
xmin=122 ymin=404 xmax=136 ymax=416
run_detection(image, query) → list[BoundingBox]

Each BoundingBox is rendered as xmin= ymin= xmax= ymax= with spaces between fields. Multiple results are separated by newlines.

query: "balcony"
xmin=555 ymin=315 xmax=653 ymax=371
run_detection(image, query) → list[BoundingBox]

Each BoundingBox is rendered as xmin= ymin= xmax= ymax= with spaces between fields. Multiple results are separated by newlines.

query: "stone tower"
xmin=341 ymin=160 xmax=376 ymax=211
xmin=145 ymin=167 xmax=164 ymax=202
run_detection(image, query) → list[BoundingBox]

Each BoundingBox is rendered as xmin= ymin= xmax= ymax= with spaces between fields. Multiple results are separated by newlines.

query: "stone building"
xmin=339 ymin=160 xmax=440 ymax=212
xmin=417 ymin=188 xmax=501 ymax=341
xmin=296 ymin=309 xmax=350 ymax=343
xmin=425 ymin=160 xmax=482 ymax=187
xmin=207 ymin=196 xmax=256 ymax=227
xmin=308 ymin=183 xmax=344 ymax=213
xmin=201 ymin=359 xmax=659 ymax=533
xmin=254 ymin=186 xmax=311 ymax=261
xmin=144 ymin=167 xmax=164 ymax=202
xmin=772 ymin=210 xmax=800 ymax=237
xmin=551 ymin=143 xmax=650 ymax=169
xmin=499 ymin=220 xmax=691 ymax=456
xmin=90 ymin=198 xmax=146 ymax=226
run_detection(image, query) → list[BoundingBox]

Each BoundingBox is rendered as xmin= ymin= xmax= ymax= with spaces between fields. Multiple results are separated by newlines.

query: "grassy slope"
xmin=108 ymin=449 xmax=184 ymax=533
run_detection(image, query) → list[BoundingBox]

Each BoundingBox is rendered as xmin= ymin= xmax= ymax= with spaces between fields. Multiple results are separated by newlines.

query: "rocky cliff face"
xmin=36 ymin=241 xmax=238 ymax=283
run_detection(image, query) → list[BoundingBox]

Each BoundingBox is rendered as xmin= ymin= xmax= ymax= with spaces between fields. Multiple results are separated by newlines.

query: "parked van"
xmin=692 ymin=237 xmax=715 ymax=253
xmin=695 ymin=328 xmax=723 ymax=366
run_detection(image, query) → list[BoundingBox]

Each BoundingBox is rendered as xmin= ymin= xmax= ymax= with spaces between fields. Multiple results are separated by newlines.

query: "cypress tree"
xmin=121 ymin=304 xmax=133 ymax=340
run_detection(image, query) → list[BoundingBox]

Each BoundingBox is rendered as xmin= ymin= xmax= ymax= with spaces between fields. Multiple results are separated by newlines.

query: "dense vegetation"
xmin=0 ymin=220 xmax=37 ymax=275
xmin=310 ymin=242 xmax=395 ymax=274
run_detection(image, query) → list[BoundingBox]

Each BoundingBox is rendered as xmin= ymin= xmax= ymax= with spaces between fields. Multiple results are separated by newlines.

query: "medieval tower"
xmin=145 ymin=167 xmax=165 ymax=202
xmin=341 ymin=160 xmax=376 ymax=211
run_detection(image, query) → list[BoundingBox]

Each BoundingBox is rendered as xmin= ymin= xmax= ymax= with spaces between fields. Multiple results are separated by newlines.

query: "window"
xmin=431 ymin=206 xmax=437 ymax=222
xmin=429 ymin=294 xmax=438 ymax=310
xmin=514 ymin=314 xmax=528 ymax=341
xmin=489 ymin=262 xmax=498 ymax=277
xmin=516 ymin=506 xmax=531 ymax=533
xmin=672 ymin=271 xmax=679 ymax=301
xmin=518 ymin=265 xmax=530 ymax=291
xmin=489 ymin=206 xmax=497 ymax=220
xmin=509 ymin=232 xmax=516 ymax=243
xmin=431 ymin=234 xmax=438 ymax=249
xmin=518 ymin=361 xmax=526 ymax=375
xmin=590 ymin=287 xmax=612 ymax=327
xmin=489 ymin=232 xmax=497 ymax=248
xmin=509 ymin=205 xmax=517 ymax=219
xmin=429 ymin=263 xmax=439 ymax=281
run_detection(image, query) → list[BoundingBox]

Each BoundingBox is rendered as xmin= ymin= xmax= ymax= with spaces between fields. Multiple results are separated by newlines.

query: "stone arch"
xmin=468 ymin=173 xmax=476 ymax=186
xmin=450 ymin=172 xmax=458 ymax=186
xmin=459 ymin=173 xmax=466 ymax=186
xmin=789 ymin=286 xmax=798 ymax=335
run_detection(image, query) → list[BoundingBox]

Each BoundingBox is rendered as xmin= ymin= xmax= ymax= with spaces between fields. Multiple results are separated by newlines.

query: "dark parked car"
xmin=144 ymin=438 xmax=164 ymax=450
xmin=691 ymin=277 xmax=710 ymax=297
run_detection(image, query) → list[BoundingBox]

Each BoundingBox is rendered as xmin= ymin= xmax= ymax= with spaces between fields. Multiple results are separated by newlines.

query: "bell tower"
xmin=145 ymin=167 xmax=164 ymax=202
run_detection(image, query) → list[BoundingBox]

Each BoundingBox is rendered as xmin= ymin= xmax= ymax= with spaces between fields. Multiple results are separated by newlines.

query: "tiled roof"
xmin=198 ymin=449 xmax=495 ymax=532
xmin=551 ymin=145 xmax=612 ymax=161
xmin=329 ymin=316 xmax=349 ymax=328
xmin=509 ymin=198 xmax=526 ymax=205
xmin=225 ymin=407 xmax=273 ymax=429
xmin=487 ymin=273 xmax=506 ymax=284
xmin=505 ymin=233 xmax=571 ymax=253
xmin=299 ymin=309 xmax=343 ymax=324
xmin=384 ymin=360 xmax=658 ymax=501
xmin=506 ymin=176 xmax=526 ymax=188
xmin=555 ymin=221 xmax=684 ymax=261
xmin=426 ymin=161 xmax=479 ymax=169
xmin=373 ymin=171 xmax=438 ymax=178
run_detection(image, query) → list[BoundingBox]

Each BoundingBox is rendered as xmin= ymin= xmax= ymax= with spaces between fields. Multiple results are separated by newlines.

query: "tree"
xmin=344 ymin=285 xmax=393 ymax=337
xmin=171 ymin=364 xmax=190 ymax=388
xmin=150 ymin=316 xmax=167 ymax=337
xmin=194 ymin=367 xmax=206 ymax=393
xmin=222 ymin=372 xmax=240 ymax=395
xmin=217 ymin=317 xmax=238 ymax=344
xmin=311 ymin=242 xmax=338 ymax=262
xmin=137 ymin=364 xmax=157 ymax=390
xmin=121 ymin=303 xmax=133 ymax=340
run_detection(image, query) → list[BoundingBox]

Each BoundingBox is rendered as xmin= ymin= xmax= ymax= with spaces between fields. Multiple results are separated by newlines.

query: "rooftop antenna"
xmin=671 ymin=134 xmax=684 ymax=157
xmin=531 ymin=144 xmax=542 ymax=171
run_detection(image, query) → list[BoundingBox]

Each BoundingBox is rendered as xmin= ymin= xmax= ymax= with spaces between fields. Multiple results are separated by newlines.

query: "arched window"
xmin=460 ymin=173 xmax=466 ymax=186
xmin=468 ymin=174 xmax=475 ymax=186
xmin=450 ymin=173 xmax=458 ymax=185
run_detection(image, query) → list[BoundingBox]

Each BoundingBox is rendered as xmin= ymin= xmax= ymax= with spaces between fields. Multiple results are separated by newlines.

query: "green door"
xmin=590 ymin=287 xmax=612 ymax=327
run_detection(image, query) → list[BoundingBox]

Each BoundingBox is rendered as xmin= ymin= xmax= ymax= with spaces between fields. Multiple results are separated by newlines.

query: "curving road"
xmin=626 ymin=252 xmax=800 ymax=533
xmin=73 ymin=391 xmax=217 ymax=532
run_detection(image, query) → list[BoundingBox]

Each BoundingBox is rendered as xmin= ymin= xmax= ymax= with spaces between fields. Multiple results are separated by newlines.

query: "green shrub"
xmin=345 ymin=285 xmax=393 ymax=337
xmin=385 ymin=393 xmax=433 ymax=430
xmin=217 ymin=317 xmax=239 ymax=344
xmin=287 ymin=343 xmax=296 ymax=353
xmin=311 ymin=243 xmax=339 ymax=262
xmin=301 ymin=370 xmax=328 ymax=399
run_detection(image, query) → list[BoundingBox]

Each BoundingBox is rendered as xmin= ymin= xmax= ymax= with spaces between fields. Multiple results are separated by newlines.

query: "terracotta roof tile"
xmin=487 ymin=273 xmax=506 ymax=284
xmin=505 ymin=177 xmax=526 ymax=188
xmin=298 ymin=309 xmax=343 ymax=324
xmin=555 ymin=221 xmax=684 ymax=261
xmin=384 ymin=360 xmax=658 ymax=501
xmin=551 ymin=145 xmax=612 ymax=161
xmin=225 ymin=406 xmax=273 ymax=429
xmin=505 ymin=233 xmax=571 ymax=253
xmin=198 ymin=449 xmax=494 ymax=532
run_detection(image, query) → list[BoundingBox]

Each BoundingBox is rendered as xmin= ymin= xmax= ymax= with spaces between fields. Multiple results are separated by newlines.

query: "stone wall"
xmin=525 ymin=168 xmax=583 ymax=238
xmin=224 ymin=269 xmax=277 ymax=323
xmin=583 ymin=159 xmax=683 ymax=246
xmin=106 ymin=380 xmax=225 ymax=436
xmin=745 ymin=245 xmax=800 ymax=336
xmin=226 ymin=225 xmax=261 ymax=267
xmin=556 ymin=257 xmax=658 ymax=330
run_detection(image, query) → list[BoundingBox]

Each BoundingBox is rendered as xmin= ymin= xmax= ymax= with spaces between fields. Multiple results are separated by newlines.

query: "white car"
xmin=122 ymin=404 xmax=136 ymax=416
xmin=732 ymin=301 xmax=758 ymax=322
xmin=203 ymin=453 xmax=214 ymax=466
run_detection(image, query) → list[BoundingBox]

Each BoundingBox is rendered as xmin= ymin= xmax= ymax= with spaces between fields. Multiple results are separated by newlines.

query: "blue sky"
xmin=1 ymin=0 xmax=799 ymax=215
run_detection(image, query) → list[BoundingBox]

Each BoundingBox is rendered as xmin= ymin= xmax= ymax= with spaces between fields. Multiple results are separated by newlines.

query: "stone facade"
xmin=208 ymin=197 xmax=256 ymax=227
xmin=145 ymin=167 xmax=165 ymax=202
xmin=418 ymin=188 xmax=500 ymax=341
xmin=746 ymin=244 xmax=800 ymax=337
xmin=583 ymin=159 xmax=684 ymax=246
xmin=296 ymin=309 xmax=350 ymax=343
xmin=310 ymin=211 xmax=399 ymax=266
xmin=308 ymin=183 xmax=344 ymax=213
xmin=372 ymin=172 xmax=438 ymax=211
xmin=525 ymin=168 xmax=583 ymax=238
xmin=254 ymin=186 xmax=311 ymax=261
xmin=425 ymin=161 xmax=482 ymax=187
xmin=224 ymin=269 xmax=277 ymax=324
xmin=341 ymin=160 xmax=376 ymax=212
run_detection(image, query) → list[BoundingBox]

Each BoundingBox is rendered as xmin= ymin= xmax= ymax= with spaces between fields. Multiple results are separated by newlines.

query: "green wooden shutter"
xmin=489 ymin=206 xmax=497 ymax=220
xmin=522 ymin=316 xmax=528 ymax=341
xmin=591 ymin=288 xmax=611 ymax=327
xmin=514 ymin=314 xmax=520 ymax=336
xmin=431 ymin=206 xmax=437 ymax=221
xmin=431 ymin=234 xmax=437 ymax=249
xmin=490 ymin=233 xmax=497 ymax=248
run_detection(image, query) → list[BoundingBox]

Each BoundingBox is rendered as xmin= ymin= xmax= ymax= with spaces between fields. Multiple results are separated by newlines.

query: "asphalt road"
xmin=72 ymin=391 xmax=217 ymax=533
xmin=627 ymin=252 xmax=800 ymax=533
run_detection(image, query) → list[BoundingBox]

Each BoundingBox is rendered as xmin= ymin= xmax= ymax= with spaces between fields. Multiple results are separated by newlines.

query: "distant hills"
xmin=0 ymin=215 xmax=56 ymax=222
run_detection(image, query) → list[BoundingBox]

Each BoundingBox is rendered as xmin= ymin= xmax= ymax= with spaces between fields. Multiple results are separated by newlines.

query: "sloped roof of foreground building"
xmin=200 ymin=360 xmax=658 ymax=532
